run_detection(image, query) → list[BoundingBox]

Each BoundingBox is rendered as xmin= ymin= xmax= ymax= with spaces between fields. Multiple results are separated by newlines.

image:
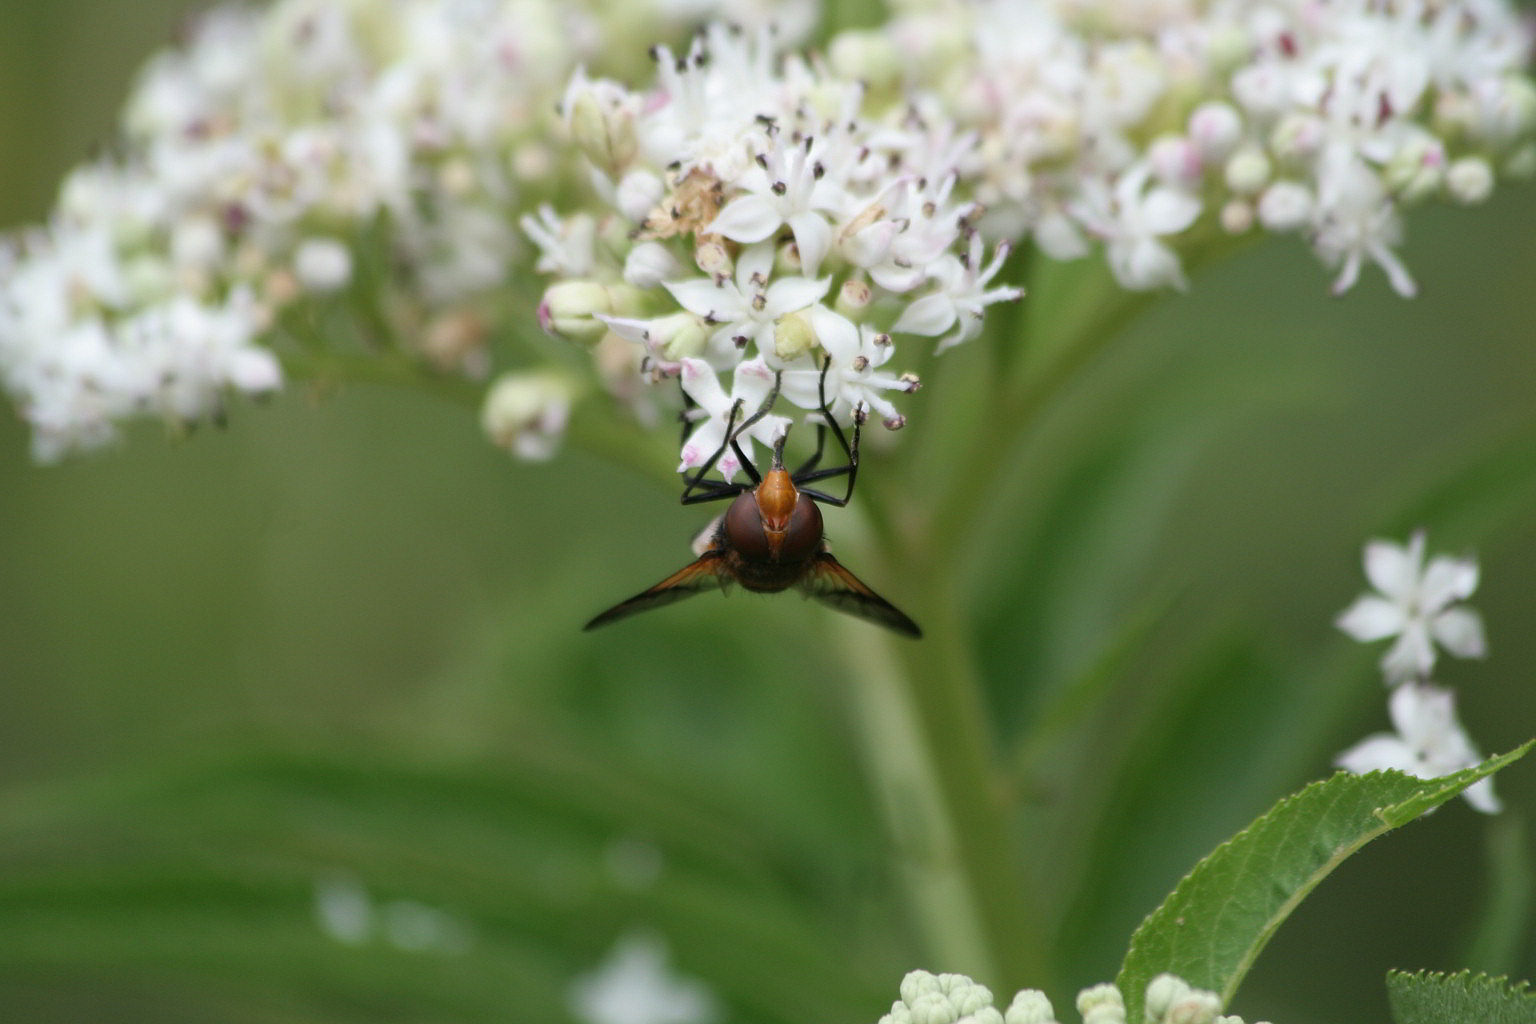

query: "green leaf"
xmin=1387 ymin=969 xmax=1536 ymax=1024
xmin=1116 ymin=743 xmax=1533 ymax=1020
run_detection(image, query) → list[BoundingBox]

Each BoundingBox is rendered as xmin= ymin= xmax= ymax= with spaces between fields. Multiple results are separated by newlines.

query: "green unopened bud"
xmin=774 ymin=310 xmax=817 ymax=360
xmin=566 ymin=78 xmax=637 ymax=175
xmin=480 ymin=370 xmax=581 ymax=461
xmin=646 ymin=311 xmax=709 ymax=361
xmin=1003 ymin=990 xmax=1057 ymax=1024
xmin=538 ymin=281 xmax=644 ymax=343
xmin=1382 ymin=138 xmax=1444 ymax=202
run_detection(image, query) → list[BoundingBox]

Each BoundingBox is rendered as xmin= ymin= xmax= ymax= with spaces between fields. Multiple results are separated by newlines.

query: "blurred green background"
xmin=2 ymin=2 xmax=1535 ymax=1023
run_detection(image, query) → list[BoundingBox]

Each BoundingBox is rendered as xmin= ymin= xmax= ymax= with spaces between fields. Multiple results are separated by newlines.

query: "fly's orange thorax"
xmin=754 ymin=468 xmax=799 ymax=557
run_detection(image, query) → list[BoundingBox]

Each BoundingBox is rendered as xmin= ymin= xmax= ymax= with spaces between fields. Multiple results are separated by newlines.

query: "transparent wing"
xmin=802 ymin=552 xmax=921 ymax=638
xmin=583 ymin=551 xmax=728 ymax=631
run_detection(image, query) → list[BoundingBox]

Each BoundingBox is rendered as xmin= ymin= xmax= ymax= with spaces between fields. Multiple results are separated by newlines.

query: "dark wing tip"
xmin=582 ymin=552 xmax=726 ymax=631
xmin=806 ymin=553 xmax=923 ymax=639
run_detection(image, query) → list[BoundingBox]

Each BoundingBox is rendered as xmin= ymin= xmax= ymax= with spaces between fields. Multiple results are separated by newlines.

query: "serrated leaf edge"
xmin=1118 ymin=743 xmax=1533 ymax=1018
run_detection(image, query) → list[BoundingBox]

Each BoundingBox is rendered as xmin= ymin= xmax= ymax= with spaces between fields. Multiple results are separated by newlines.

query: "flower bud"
xmin=1166 ymin=992 xmax=1222 ymax=1024
xmin=1445 ymin=157 xmax=1494 ymax=204
xmin=901 ymin=972 xmax=942 ymax=1006
xmin=1382 ymin=137 xmax=1445 ymax=202
xmin=1256 ymin=181 xmax=1312 ymax=231
xmin=293 ymin=237 xmax=352 ymax=293
xmin=624 ymin=241 xmax=680 ymax=287
xmin=1003 ymin=990 xmax=1057 ymax=1024
xmin=1187 ymin=102 xmax=1243 ymax=161
xmin=774 ymin=309 xmax=817 ymax=360
xmin=564 ymin=74 xmax=637 ymax=175
xmin=480 ymin=370 xmax=579 ymax=461
xmin=538 ymin=281 xmax=644 ymax=343
xmin=909 ymin=993 xmax=958 ymax=1024
xmin=1219 ymin=199 xmax=1254 ymax=234
xmin=1144 ymin=975 xmax=1191 ymax=1021
xmin=1223 ymin=145 xmax=1270 ymax=195
xmin=1075 ymin=984 xmax=1125 ymax=1024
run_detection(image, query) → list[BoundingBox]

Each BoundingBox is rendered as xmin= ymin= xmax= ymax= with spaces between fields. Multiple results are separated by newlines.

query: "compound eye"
xmin=779 ymin=495 xmax=823 ymax=562
xmin=724 ymin=492 xmax=770 ymax=560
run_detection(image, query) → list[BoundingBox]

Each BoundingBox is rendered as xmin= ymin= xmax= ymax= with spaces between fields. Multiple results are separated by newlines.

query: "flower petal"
xmin=1430 ymin=607 xmax=1488 ymax=660
xmin=890 ymin=292 xmax=957 ymax=337
xmin=1462 ymin=777 xmax=1503 ymax=815
xmin=1335 ymin=594 xmax=1405 ymax=642
xmin=787 ymin=211 xmax=832 ymax=278
xmin=1336 ymin=734 xmax=1416 ymax=775
xmin=707 ymin=195 xmax=783 ymax=243
xmin=1380 ymin=625 xmax=1434 ymax=684
xmin=1421 ymin=553 xmax=1479 ymax=610
xmin=1363 ymin=533 xmax=1422 ymax=600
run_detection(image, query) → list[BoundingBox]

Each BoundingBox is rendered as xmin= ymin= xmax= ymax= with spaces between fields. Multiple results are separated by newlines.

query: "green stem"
xmin=833 ymin=514 xmax=1053 ymax=994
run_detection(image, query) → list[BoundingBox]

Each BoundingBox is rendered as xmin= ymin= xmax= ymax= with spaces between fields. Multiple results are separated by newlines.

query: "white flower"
xmin=890 ymin=233 xmax=1022 ymax=352
xmin=480 ymin=370 xmax=578 ymax=461
xmin=676 ymin=356 xmax=789 ymax=480
xmin=1337 ymin=682 xmax=1501 ymax=813
xmin=1311 ymin=154 xmax=1418 ymax=297
xmin=664 ymin=241 xmax=829 ymax=360
xmin=1336 ymin=530 xmax=1486 ymax=685
xmin=569 ymin=932 xmax=720 ymax=1024
xmin=779 ymin=306 xmax=915 ymax=427
xmin=706 ymin=133 xmax=852 ymax=277
xmin=1068 ymin=163 xmax=1201 ymax=290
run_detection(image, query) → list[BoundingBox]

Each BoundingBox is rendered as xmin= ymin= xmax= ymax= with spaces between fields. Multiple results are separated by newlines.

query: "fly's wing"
xmin=583 ymin=550 xmax=728 ymax=631
xmin=802 ymin=552 xmax=922 ymax=638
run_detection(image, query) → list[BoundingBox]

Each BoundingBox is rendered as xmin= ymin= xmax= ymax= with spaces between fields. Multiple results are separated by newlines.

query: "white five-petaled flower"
xmin=779 ymin=306 xmax=915 ymax=428
xmin=1336 ymin=530 xmax=1486 ymax=685
xmin=890 ymin=233 xmax=1023 ymax=352
xmin=664 ymin=242 xmax=830 ymax=362
xmin=676 ymin=356 xmax=789 ymax=481
xmin=1336 ymin=681 xmax=1501 ymax=814
xmin=706 ymin=134 xmax=851 ymax=277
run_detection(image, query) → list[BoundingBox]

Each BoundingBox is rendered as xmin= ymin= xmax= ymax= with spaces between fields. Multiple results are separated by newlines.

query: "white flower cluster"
xmin=877 ymin=970 xmax=1266 ymax=1024
xmin=1334 ymin=531 xmax=1499 ymax=813
xmin=531 ymin=23 xmax=1020 ymax=480
xmin=869 ymin=0 xmax=1536 ymax=294
xmin=0 ymin=0 xmax=791 ymax=463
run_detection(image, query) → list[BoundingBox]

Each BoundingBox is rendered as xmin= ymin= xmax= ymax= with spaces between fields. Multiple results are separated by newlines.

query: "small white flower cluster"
xmin=0 ymin=0 xmax=792 ymax=463
xmin=1334 ymin=531 xmax=1499 ymax=813
xmin=870 ymin=0 xmax=1536 ymax=294
xmin=531 ymin=23 xmax=1020 ymax=480
xmin=877 ymin=970 xmax=1267 ymax=1024
xmin=0 ymin=0 xmax=595 ymax=460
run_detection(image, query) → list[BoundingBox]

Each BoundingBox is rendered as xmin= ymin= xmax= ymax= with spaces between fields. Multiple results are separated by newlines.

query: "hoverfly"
xmin=584 ymin=368 xmax=921 ymax=638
